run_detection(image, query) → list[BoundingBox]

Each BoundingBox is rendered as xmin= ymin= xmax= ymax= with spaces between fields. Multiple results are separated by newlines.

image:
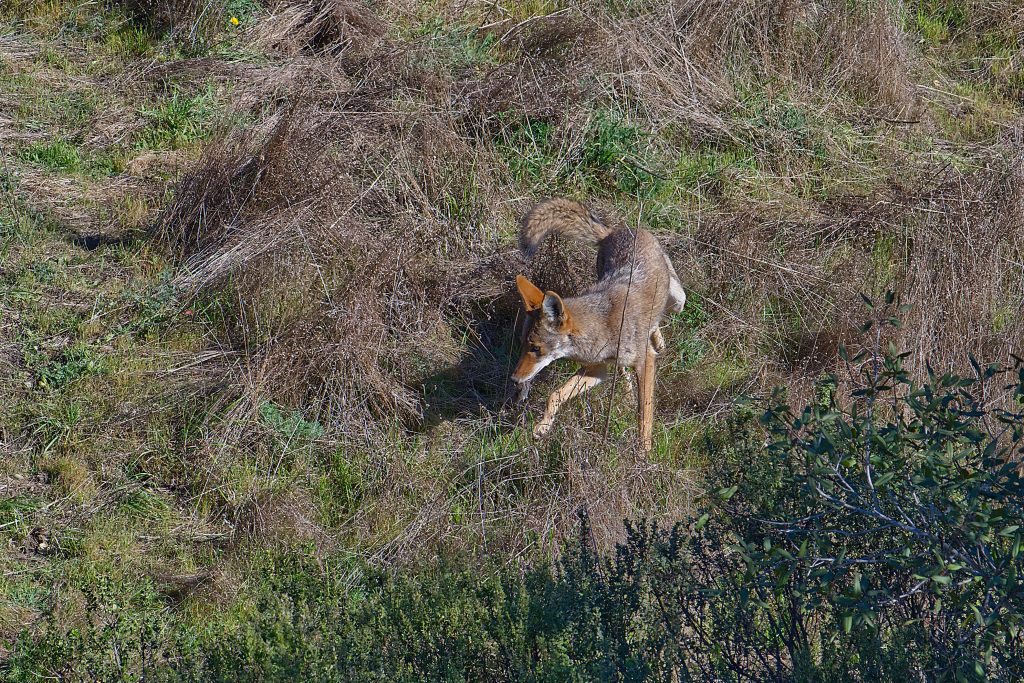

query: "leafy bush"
xmin=709 ymin=294 xmax=1024 ymax=681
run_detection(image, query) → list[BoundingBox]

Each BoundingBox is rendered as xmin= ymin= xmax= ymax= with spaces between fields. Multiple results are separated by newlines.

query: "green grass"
xmin=135 ymin=86 xmax=216 ymax=151
xmin=667 ymin=294 xmax=711 ymax=372
xmin=17 ymin=139 xmax=83 ymax=173
xmin=1 ymin=0 xmax=1023 ymax=679
xmin=16 ymin=138 xmax=128 ymax=177
xmin=910 ymin=0 xmax=967 ymax=46
xmin=496 ymin=109 xmax=668 ymax=199
xmin=104 ymin=23 xmax=153 ymax=58
xmin=416 ymin=17 xmax=498 ymax=69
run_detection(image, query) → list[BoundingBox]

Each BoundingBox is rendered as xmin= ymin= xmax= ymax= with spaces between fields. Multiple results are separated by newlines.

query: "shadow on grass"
xmin=414 ymin=322 xmax=525 ymax=433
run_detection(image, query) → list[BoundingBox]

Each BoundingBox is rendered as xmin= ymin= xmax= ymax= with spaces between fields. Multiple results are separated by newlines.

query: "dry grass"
xmin=2 ymin=0 xmax=1022 ymax=585
xmin=135 ymin=0 xmax=1024 ymax=559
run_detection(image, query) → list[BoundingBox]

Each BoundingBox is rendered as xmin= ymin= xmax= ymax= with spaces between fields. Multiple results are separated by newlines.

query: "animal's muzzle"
xmin=513 ymin=379 xmax=531 ymax=404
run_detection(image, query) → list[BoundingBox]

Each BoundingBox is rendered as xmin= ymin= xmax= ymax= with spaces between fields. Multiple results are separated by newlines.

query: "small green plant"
xmin=33 ymin=345 xmax=105 ymax=391
xmin=135 ymin=86 xmax=214 ymax=151
xmin=17 ymin=140 xmax=82 ymax=173
xmin=258 ymin=401 xmax=325 ymax=473
xmin=225 ymin=0 xmax=262 ymax=25
xmin=260 ymin=402 xmax=325 ymax=442
xmin=670 ymin=293 xmax=710 ymax=371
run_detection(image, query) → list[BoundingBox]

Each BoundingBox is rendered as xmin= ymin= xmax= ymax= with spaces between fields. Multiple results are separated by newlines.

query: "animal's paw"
xmin=650 ymin=328 xmax=665 ymax=354
xmin=532 ymin=421 xmax=553 ymax=439
xmin=620 ymin=366 xmax=634 ymax=392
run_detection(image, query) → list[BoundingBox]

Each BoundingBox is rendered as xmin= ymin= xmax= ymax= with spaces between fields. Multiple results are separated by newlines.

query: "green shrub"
xmin=710 ymin=294 xmax=1024 ymax=681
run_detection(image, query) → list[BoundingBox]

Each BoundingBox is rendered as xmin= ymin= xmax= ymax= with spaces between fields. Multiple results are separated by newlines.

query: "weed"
xmin=17 ymin=140 xmax=82 ymax=173
xmin=668 ymin=294 xmax=710 ymax=371
xmin=33 ymin=345 xmax=105 ymax=391
xmin=135 ymin=86 xmax=214 ymax=151
xmin=260 ymin=402 xmax=325 ymax=442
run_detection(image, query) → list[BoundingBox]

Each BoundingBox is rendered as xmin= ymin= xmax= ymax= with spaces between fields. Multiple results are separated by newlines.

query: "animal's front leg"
xmin=533 ymin=364 xmax=607 ymax=438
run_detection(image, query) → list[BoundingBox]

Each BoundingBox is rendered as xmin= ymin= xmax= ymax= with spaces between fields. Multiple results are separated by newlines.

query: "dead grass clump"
xmin=231 ymin=487 xmax=324 ymax=549
xmin=456 ymin=58 xmax=582 ymax=130
xmin=805 ymin=1 xmax=919 ymax=114
xmin=496 ymin=13 xmax=592 ymax=59
xmin=605 ymin=0 xmax=920 ymax=140
xmin=899 ymin=121 xmax=1024 ymax=376
xmin=156 ymin=52 xmax=514 ymax=432
xmin=113 ymin=0 xmax=212 ymax=35
xmin=252 ymin=0 xmax=385 ymax=57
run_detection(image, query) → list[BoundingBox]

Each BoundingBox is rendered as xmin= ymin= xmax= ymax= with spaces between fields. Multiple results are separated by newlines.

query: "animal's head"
xmin=511 ymin=275 xmax=573 ymax=386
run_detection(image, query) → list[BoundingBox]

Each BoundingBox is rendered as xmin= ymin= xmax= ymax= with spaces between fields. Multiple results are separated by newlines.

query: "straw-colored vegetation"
xmin=1 ymin=0 xmax=1022 ymax=679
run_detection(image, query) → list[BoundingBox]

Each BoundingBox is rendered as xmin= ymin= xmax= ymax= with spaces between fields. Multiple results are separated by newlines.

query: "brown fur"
xmin=519 ymin=197 xmax=612 ymax=256
xmin=512 ymin=198 xmax=685 ymax=451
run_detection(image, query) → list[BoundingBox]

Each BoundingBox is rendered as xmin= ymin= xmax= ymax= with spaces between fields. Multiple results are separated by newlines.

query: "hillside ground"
xmin=0 ymin=0 xmax=1022 ymax=677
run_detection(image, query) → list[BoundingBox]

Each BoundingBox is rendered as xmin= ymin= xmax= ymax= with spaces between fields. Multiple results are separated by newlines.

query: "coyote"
xmin=511 ymin=198 xmax=685 ymax=451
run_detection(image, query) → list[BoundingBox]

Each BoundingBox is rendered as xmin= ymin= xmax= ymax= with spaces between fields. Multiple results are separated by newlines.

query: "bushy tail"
xmin=519 ymin=198 xmax=612 ymax=257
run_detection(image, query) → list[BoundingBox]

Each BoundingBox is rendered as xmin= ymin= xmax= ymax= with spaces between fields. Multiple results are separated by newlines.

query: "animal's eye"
xmin=529 ymin=345 xmax=541 ymax=355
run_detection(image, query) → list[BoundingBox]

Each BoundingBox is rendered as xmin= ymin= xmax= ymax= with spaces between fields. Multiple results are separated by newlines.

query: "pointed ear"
xmin=516 ymin=275 xmax=545 ymax=312
xmin=542 ymin=291 xmax=571 ymax=329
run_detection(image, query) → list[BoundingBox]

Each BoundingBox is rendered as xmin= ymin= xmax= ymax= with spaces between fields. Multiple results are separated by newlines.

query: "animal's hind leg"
xmin=533 ymin=364 xmax=607 ymax=439
xmin=635 ymin=347 xmax=657 ymax=452
xmin=664 ymin=256 xmax=687 ymax=314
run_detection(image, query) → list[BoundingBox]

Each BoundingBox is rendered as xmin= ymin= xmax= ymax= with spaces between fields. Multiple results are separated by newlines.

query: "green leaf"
xmin=717 ymin=485 xmax=738 ymax=501
xmin=930 ymin=574 xmax=952 ymax=586
xmin=873 ymin=472 xmax=894 ymax=487
xmin=694 ymin=513 xmax=710 ymax=531
xmin=842 ymin=614 xmax=853 ymax=634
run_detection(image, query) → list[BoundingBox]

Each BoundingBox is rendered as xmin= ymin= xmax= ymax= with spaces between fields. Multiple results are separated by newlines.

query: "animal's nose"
xmin=514 ymin=380 xmax=531 ymax=403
